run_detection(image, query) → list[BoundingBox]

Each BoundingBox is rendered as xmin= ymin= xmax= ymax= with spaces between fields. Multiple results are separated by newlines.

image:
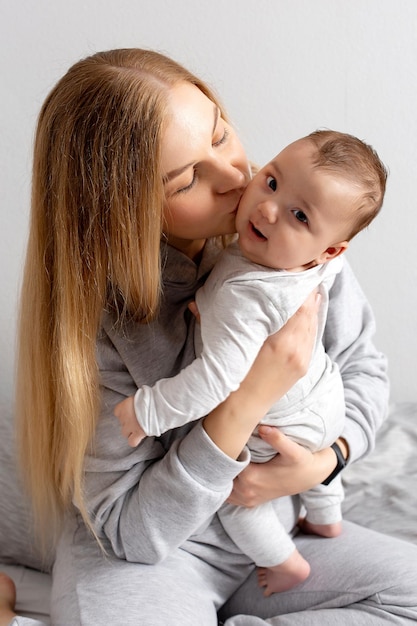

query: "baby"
xmin=114 ymin=130 xmax=387 ymax=595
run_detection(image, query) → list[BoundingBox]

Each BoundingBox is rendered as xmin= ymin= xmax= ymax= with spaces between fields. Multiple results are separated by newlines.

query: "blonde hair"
xmin=16 ymin=48 xmax=227 ymax=547
xmin=307 ymin=130 xmax=388 ymax=239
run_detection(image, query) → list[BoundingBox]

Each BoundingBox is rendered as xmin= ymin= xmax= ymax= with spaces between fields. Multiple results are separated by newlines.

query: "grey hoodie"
xmin=84 ymin=239 xmax=388 ymax=564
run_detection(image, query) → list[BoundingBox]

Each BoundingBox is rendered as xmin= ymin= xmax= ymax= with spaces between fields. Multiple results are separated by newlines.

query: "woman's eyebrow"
xmin=164 ymin=162 xmax=194 ymax=183
xmin=212 ymin=105 xmax=220 ymax=136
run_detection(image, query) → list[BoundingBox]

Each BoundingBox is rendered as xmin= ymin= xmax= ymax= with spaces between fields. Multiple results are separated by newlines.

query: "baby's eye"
xmin=267 ymin=176 xmax=277 ymax=191
xmin=292 ymin=209 xmax=308 ymax=225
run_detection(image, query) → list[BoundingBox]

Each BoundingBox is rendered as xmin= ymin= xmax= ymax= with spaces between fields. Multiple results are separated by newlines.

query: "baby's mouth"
xmin=250 ymin=222 xmax=267 ymax=241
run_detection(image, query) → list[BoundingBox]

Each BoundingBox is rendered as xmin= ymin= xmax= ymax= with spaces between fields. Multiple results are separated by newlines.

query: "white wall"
xmin=1 ymin=0 xmax=416 ymax=404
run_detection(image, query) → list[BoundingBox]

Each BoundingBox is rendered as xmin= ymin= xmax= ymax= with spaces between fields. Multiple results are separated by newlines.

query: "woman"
xmin=3 ymin=48 xmax=417 ymax=625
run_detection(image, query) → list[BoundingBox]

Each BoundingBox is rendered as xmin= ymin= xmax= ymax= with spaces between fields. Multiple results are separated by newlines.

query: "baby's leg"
xmin=0 ymin=573 xmax=17 ymax=626
xmin=299 ymin=518 xmax=342 ymax=538
xmin=299 ymin=474 xmax=344 ymax=538
xmin=257 ymin=519 xmax=342 ymax=597
xmin=257 ymin=549 xmax=310 ymax=597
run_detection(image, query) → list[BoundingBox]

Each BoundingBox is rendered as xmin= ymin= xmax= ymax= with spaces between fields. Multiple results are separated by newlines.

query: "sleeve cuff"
xmin=341 ymin=418 xmax=368 ymax=464
xmin=177 ymin=421 xmax=250 ymax=492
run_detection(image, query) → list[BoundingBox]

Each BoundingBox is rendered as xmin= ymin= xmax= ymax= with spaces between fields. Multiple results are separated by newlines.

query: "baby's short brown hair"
xmin=307 ymin=130 xmax=388 ymax=239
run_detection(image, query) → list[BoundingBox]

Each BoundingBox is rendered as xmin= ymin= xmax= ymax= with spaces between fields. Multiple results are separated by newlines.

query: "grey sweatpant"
xmin=9 ymin=512 xmax=417 ymax=625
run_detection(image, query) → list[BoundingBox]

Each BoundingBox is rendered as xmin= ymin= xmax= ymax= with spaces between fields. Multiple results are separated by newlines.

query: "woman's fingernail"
xmin=259 ymin=425 xmax=273 ymax=436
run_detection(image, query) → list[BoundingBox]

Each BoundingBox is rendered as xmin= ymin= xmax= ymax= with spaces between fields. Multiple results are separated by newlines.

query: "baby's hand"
xmin=188 ymin=300 xmax=201 ymax=324
xmin=114 ymin=396 xmax=146 ymax=447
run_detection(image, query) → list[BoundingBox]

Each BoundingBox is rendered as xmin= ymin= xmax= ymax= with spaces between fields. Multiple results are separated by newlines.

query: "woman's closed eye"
xmin=292 ymin=209 xmax=309 ymax=225
xmin=174 ymin=127 xmax=229 ymax=194
xmin=176 ymin=169 xmax=197 ymax=194
xmin=213 ymin=127 xmax=229 ymax=147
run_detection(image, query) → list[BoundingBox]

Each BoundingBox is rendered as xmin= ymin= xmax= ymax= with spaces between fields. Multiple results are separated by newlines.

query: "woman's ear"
xmin=315 ymin=241 xmax=349 ymax=265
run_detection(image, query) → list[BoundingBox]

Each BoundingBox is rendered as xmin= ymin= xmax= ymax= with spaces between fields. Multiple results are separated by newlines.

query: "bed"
xmin=1 ymin=401 xmax=416 ymax=622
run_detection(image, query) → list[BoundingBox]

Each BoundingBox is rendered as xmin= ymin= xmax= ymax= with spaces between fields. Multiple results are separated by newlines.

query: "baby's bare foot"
xmin=257 ymin=550 xmax=310 ymax=597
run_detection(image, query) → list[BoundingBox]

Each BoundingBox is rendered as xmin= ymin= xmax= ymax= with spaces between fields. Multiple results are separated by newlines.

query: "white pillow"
xmin=0 ymin=402 xmax=53 ymax=572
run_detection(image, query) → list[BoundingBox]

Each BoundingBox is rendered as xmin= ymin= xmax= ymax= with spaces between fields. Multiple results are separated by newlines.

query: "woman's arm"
xmin=228 ymin=260 xmax=389 ymax=507
xmin=203 ymin=291 xmax=321 ymax=458
xmin=323 ymin=260 xmax=389 ymax=462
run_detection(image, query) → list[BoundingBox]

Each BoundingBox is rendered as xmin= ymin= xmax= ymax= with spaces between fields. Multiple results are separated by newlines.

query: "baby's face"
xmin=236 ymin=139 xmax=355 ymax=271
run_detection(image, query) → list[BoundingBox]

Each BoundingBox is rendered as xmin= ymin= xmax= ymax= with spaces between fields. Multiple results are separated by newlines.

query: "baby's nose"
xmin=259 ymin=200 xmax=278 ymax=222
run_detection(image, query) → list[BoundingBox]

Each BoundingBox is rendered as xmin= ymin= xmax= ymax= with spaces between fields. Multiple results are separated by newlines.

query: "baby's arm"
xmin=115 ymin=284 xmax=278 ymax=445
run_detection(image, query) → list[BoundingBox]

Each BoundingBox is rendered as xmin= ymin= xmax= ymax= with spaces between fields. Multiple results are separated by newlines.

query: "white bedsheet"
xmin=342 ymin=401 xmax=417 ymax=544
xmin=2 ymin=401 xmax=416 ymax=621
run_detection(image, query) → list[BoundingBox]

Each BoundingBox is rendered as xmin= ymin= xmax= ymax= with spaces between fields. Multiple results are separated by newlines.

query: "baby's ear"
xmin=315 ymin=241 xmax=349 ymax=265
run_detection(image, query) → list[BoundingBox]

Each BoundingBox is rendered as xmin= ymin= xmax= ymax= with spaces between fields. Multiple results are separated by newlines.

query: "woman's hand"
xmin=228 ymin=427 xmax=349 ymax=507
xmin=247 ymin=289 xmax=321 ymax=404
xmin=203 ymin=290 xmax=321 ymax=459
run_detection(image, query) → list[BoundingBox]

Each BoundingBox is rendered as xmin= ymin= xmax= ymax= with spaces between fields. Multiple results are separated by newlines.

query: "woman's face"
xmin=162 ymin=82 xmax=251 ymax=259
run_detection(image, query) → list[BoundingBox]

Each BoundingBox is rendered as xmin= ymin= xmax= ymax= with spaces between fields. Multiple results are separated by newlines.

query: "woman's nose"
xmin=214 ymin=159 xmax=249 ymax=194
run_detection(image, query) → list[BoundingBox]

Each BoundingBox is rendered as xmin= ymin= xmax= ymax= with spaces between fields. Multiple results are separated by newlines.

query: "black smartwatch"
xmin=321 ymin=442 xmax=347 ymax=485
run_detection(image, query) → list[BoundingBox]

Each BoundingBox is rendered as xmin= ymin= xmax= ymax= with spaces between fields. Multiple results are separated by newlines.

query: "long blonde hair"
xmin=16 ymin=48 xmax=226 ymax=546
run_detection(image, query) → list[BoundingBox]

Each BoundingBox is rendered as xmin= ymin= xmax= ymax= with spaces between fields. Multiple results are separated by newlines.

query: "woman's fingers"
xmin=257 ymin=425 xmax=303 ymax=464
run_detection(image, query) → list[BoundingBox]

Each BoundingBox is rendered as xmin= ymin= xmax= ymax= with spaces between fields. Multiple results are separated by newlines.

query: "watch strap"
xmin=321 ymin=442 xmax=347 ymax=485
